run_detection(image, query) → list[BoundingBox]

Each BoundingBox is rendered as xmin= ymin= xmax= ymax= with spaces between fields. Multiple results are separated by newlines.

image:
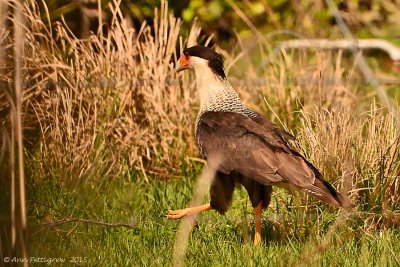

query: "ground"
xmin=29 ymin=165 xmax=400 ymax=266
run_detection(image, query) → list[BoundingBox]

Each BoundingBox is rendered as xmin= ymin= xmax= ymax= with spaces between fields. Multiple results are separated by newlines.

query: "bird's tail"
xmin=304 ymin=178 xmax=353 ymax=208
xmin=292 ymin=151 xmax=353 ymax=208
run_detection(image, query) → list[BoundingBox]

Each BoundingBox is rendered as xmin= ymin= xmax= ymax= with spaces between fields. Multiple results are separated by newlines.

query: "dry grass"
xmin=2 ymin=0 xmax=201 ymax=184
xmin=0 ymin=0 xmax=399 ymax=260
xmin=0 ymin=0 xmax=398 ymax=210
xmin=0 ymin=0 xmax=28 ymax=261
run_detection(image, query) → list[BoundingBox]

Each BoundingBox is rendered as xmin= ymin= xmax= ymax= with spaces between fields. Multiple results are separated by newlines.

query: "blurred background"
xmin=37 ymin=0 xmax=400 ymax=80
xmin=1 ymin=0 xmax=399 ymax=265
xmin=43 ymin=0 xmax=400 ymax=43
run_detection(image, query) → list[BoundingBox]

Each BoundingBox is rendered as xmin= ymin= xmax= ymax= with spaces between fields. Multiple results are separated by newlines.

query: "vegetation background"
xmin=0 ymin=0 xmax=399 ymax=266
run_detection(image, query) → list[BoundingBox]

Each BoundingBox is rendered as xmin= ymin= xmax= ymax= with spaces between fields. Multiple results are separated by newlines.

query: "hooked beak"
xmin=175 ymin=55 xmax=189 ymax=72
xmin=175 ymin=61 xmax=187 ymax=72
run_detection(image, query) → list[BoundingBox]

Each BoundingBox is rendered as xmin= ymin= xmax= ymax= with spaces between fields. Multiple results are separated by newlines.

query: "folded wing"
xmin=196 ymin=111 xmax=352 ymax=208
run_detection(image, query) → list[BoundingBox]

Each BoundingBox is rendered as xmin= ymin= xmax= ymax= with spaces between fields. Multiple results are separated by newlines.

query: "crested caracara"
xmin=167 ymin=45 xmax=352 ymax=245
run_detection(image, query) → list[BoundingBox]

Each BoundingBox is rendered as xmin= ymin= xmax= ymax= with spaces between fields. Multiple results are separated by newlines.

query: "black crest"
xmin=184 ymin=46 xmax=226 ymax=79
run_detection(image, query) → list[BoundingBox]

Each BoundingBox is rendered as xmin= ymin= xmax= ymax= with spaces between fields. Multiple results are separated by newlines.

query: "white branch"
xmin=279 ymin=39 xmax=400 ymax=61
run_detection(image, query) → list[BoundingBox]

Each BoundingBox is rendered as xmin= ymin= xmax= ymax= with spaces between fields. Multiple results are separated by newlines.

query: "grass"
xmin=29 ymin=169 xmax=400 ymax=266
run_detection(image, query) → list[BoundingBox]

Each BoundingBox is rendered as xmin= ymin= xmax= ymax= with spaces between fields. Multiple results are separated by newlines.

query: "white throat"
xmin=191 ymin=57 xmax=243 ymax=114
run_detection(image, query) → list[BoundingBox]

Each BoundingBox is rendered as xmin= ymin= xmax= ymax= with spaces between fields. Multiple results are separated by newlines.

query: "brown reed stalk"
xmin=13 ymin=0 xmax=28 ymax=263
xmin=10 ymin=99 xmax=16 ymax=252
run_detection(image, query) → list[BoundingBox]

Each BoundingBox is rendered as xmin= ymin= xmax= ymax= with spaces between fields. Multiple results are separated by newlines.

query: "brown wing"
xmin=196 ymin=111 xmax=352 ymax=208
xmin=248 ymin=110 xmax=296 ymax=144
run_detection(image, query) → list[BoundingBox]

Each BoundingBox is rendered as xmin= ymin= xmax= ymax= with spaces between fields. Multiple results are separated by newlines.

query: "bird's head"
xmin=175 ymin=45 xmax=226 ymax=79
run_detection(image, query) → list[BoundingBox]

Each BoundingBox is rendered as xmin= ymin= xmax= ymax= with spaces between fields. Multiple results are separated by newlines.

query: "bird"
xmin=167 ymin=45 xmax=352 ymax=245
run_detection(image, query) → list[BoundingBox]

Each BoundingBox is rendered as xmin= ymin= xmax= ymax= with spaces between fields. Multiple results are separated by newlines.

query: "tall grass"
xmin=0 ymin=0 xmax=399 ymax=260
xmin=2 ymin=0 xmax=202 ymax=184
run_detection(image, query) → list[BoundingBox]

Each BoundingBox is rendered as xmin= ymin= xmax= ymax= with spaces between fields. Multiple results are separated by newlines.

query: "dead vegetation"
xmin=2 ymin=1 xmax=201 ymax=184
xmin=0 ymin=1 xmax=399 ymax=258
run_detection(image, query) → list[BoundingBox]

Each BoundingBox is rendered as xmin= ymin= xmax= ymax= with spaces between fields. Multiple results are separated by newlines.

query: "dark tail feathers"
xmin=306 ymin=178 xmax=353 ymax=208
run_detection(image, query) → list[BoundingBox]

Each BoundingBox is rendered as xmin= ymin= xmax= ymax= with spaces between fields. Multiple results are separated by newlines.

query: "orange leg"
xmin=166 ymin=203 xmax=212 ymax=219
xmin=254 ymin=201 xmax=263 ymax=245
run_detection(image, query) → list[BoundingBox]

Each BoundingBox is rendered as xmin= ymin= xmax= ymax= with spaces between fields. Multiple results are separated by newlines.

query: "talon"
xmin=167 ymin=209 xmax=181 ymax=215
xmin=166 ymin=209 xmax=188 ymax=219
xmin=166 ymin=214 xmax=181 ymax=219
xmin=166 ymin=204 xmax=212 ymax=220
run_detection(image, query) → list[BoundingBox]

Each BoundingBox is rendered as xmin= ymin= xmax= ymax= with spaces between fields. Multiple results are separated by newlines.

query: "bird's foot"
xmin=166 ymin=208 xmax=191 ymax=219
xmin=253 ymin=201 xmax=263 ymax=246
xmin=253 ymin=232 xmax=261 ymax=246
xmin=166 ymin=203 xmax=212 ymax=219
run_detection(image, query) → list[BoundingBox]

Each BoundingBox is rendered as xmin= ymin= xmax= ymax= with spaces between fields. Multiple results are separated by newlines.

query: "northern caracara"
xmin=167 ymin=45 xmax=352 ymax=245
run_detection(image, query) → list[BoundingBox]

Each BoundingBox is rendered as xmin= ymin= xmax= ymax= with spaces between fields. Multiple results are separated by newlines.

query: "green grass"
xmin=2 ymin=1 xmax=399 ymax=265
xmin=28 ymin=167 xmax=400 ymax=267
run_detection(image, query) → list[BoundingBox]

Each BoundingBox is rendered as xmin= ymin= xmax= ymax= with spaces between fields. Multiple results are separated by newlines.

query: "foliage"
xmin=2 ymin=1 xmax=200 ymax=184
xmin=0 ymin=0 xmax=399 ymax=263
xmin=29 ymin=174 xmax=400 ymax=266
xmin=39 ymin=0 xmax=400 ymax=45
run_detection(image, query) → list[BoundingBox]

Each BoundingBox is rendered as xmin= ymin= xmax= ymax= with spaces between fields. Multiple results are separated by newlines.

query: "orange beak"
xmin=175 ymin=54 xmax=190 ymax=72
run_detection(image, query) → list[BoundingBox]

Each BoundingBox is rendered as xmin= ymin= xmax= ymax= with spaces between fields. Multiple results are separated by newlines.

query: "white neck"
xmin=192 ymin=60 xmax=243 ymax=113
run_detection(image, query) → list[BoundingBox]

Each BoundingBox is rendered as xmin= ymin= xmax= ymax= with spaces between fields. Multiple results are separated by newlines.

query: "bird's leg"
xmin=166 ymin=203 xmax=212 ymax=219
xmin=253 ymin=201 xmax=263 ymax=245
